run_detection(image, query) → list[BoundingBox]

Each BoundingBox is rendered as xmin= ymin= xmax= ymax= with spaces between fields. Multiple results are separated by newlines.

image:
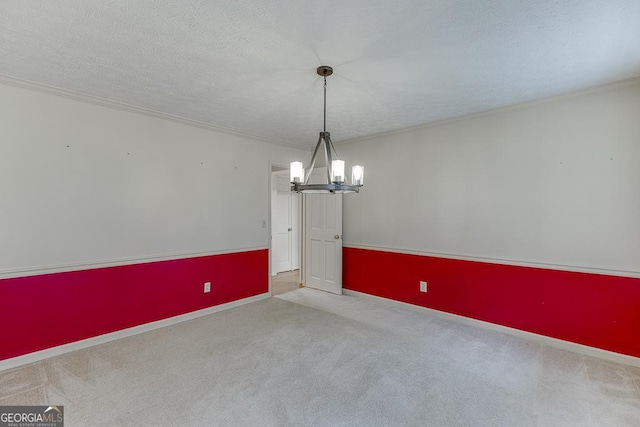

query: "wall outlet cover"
xmin=204 ymin=282 xmax=211 ymax=293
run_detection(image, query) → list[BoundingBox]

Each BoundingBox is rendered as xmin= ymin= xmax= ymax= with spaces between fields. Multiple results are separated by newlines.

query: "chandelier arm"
xmin=325 ymin=133 xmax=338 ymax=182
xmin=323 ymin=133 xmax=332 ymax=184
xmin=326 ymin=133 xmax=340 ymax=162
xmin=304 ymin=132 xmax=324 ymax=184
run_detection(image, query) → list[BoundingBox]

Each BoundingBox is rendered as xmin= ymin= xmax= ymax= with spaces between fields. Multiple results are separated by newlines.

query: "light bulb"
xmin=352 ymin=165 xmax=364 ymax=186
xmin=331 ymin=160 xmax=345 ymax=183
xmin=290 ymin=161 xmax=304 ymax=184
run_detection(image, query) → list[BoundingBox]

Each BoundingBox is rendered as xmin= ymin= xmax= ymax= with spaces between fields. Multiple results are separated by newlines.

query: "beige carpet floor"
xmin=1 ymin=288 xmax=639 ymax=426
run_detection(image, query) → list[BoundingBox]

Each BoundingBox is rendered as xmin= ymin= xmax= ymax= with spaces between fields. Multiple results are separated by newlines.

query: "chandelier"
xmin=290 ymin=66 xmax=364 ymax=194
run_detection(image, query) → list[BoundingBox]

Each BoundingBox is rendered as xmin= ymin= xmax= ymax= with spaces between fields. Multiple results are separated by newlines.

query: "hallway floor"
xmin=271 ymin=269 xmax=301 ymax=296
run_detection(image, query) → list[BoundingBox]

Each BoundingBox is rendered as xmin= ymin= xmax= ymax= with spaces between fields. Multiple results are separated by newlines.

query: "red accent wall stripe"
xmin=0 ymin=249 xmax=268 ymax=361
xmin=343 ymin=247 xmax=640 ymax=358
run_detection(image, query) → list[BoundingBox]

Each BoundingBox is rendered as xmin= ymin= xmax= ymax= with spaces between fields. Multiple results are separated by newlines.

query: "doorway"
xmin=270 ymin=166 xmax=301 ymax=295
xmin=269 ymin=163 xmax=344 ymax=296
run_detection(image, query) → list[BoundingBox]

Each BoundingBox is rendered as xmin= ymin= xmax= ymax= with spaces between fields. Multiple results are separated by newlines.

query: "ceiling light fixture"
xmin=290 ymin=66 xmax=364 ymax=194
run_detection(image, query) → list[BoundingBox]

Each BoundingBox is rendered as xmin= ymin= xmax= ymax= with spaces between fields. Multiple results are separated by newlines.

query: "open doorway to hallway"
xmin=270 ymin=165 xmax=301 ymax=295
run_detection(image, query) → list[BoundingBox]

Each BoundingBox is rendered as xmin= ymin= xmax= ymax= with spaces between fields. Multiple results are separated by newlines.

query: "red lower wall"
xmin=344 ymin=247 xmax=640 ymax=358
xmin=0 ymin=249 xmax=268 ymax=361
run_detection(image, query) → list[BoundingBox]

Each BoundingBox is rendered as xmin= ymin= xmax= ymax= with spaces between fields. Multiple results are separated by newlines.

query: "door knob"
xmin=288 ymin=228 xmax=292 ymax=231
xmin=334 ymin=234 xmax=340 ymax=239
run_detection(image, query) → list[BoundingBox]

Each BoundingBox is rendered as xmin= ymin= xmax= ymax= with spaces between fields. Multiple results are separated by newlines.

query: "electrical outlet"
xmin=420 ymin=281 xmax=428 ymax=293
xmin=204 ymin=282 xmax=211 ymax=293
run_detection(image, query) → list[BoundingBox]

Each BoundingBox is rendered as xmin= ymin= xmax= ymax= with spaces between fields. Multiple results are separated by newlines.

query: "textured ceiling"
xmin=1 ymin=0 xmax=640 ymax=148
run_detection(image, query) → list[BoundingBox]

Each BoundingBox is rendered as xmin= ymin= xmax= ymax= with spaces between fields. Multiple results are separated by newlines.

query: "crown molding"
xmin=0 ymin=74 xmax=308 ymax=150
xmin=338 ymin=75 xmax=640 ymax=146
xmin=4 ymin=72 xmax=638 ymax=151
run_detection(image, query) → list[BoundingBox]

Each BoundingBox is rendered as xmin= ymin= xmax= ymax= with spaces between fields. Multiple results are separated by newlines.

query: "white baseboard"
xmin=343 ymin=289 xmax=640 ymax=368
xmin=0 ymin=292 xmax=271 ymax=372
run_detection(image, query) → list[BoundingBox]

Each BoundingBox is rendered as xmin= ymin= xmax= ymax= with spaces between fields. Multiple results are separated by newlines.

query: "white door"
xmin=305 ymin=193 xmax=343 ymax=294
xmin=272 ymin=174 xmax=293 ymax=275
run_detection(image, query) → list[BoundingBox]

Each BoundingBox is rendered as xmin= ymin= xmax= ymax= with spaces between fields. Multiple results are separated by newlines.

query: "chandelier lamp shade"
xmin=290 ymin=66 xmax=364 ymax=194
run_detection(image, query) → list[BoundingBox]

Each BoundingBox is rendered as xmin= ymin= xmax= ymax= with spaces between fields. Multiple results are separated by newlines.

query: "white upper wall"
xmin=340 ymin=80 xmax=640 ymax=275
xmin=0 ymin=83 xmax=307 ymax=275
